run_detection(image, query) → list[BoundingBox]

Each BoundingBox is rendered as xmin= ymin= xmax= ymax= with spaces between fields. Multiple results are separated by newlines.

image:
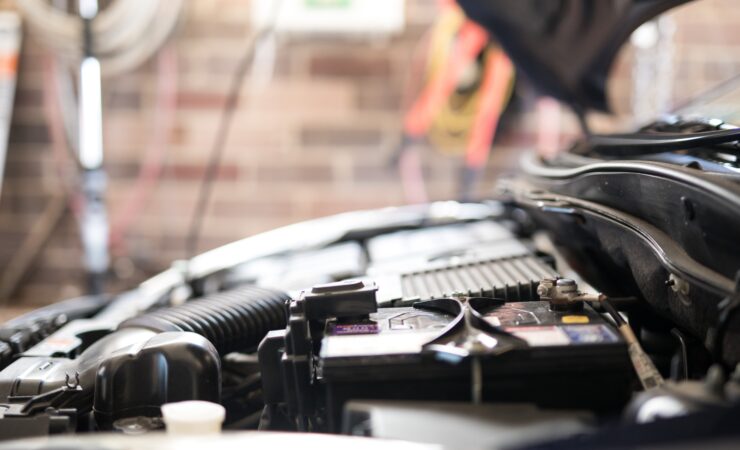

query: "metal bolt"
xmin=556 ymin=278 xmax=578 ymax=295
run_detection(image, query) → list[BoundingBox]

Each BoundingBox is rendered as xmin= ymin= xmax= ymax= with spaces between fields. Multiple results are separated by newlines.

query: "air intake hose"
xmin=119 ymin=285 xmax=289 ymax=355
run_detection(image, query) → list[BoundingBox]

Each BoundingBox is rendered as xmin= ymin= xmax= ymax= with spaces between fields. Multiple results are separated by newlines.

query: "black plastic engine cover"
xmin=93 ymin=331 xmax=221 ymax=428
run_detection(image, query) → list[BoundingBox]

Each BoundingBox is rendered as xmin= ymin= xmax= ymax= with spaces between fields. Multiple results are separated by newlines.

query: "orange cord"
xmin=465 ymin=49 xmax=514 ymax=168
xmin=403 ymin=20 xmax=489 ymax=137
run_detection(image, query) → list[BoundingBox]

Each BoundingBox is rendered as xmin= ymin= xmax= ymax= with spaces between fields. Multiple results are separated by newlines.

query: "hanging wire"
xmin=185 ymin=0 xmax=284 ymax=260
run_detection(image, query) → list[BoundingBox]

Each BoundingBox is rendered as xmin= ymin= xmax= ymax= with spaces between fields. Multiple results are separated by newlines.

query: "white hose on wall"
xmin=15 ymin=0 xmax=184 ymax=77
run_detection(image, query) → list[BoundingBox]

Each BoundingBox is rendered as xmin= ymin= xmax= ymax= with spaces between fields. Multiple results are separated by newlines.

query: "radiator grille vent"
xmin=400 ymin=255 xmax=557 ymax=301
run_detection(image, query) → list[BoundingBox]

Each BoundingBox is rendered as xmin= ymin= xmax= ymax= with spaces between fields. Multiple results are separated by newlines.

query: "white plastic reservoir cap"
xmin=161 ymin=400 xmax=226 ymax=435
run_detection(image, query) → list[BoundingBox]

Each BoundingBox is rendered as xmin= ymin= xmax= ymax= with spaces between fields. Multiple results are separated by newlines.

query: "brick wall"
xmin=0 ymin=0 xmax=738 ymax=307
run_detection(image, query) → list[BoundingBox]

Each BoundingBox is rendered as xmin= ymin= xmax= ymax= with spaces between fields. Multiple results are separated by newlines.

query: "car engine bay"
xmin=0 ymin=0 xmax=739 ymax=448
xmin=0 ymin=123 xmax=738 ymax=447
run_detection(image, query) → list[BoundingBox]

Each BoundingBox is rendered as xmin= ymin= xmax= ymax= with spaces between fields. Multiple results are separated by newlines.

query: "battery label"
xmin=504 ymin=324 xmax=620 ymax=346
xmin=504 ymin=326 xmax=570 ymax=347
xmin=562 ymin=325 xmax=618 ymax=344
xmin=330 ymin=322 xmax=380 ymax=335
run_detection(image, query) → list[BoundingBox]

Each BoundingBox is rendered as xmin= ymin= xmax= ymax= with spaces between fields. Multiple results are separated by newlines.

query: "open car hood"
xmin=457 ymin=0 xmax=690 ymax=112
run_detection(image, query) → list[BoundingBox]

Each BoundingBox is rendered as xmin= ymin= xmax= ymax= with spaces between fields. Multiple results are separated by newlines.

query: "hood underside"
xmin=456 ymin=0 xmax=691 ymax=112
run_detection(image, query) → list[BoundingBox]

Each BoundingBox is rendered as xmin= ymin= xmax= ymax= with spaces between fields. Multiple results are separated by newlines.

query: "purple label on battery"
xmin=331 ymin=323 xmax=380 ymax=335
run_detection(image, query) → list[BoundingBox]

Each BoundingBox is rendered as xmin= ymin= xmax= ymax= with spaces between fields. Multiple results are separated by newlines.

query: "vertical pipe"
xmin=77 ymin=0 xmax=108 ymax=293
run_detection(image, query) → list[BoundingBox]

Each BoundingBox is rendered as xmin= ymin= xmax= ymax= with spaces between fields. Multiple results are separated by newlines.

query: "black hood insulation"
xmin=456 ymin=0 xmax=691 ymax=112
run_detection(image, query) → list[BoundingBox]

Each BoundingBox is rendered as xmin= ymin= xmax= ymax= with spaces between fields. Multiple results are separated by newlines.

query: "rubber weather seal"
xmin=509 ymin=181 xmax=735 ymax=297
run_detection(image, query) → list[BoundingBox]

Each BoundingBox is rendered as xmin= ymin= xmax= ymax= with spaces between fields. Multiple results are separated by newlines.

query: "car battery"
xmin=319 ymin=300 xmax=633 ymax=429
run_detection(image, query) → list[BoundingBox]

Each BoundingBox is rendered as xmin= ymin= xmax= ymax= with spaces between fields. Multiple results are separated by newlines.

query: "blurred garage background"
xmin=0 ymin=0 xmax=737 ymax=315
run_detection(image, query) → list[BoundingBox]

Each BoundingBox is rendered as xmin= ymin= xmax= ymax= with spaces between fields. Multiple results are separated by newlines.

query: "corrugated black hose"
xmin=119 ymin=285 xmax=289 ymax=355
